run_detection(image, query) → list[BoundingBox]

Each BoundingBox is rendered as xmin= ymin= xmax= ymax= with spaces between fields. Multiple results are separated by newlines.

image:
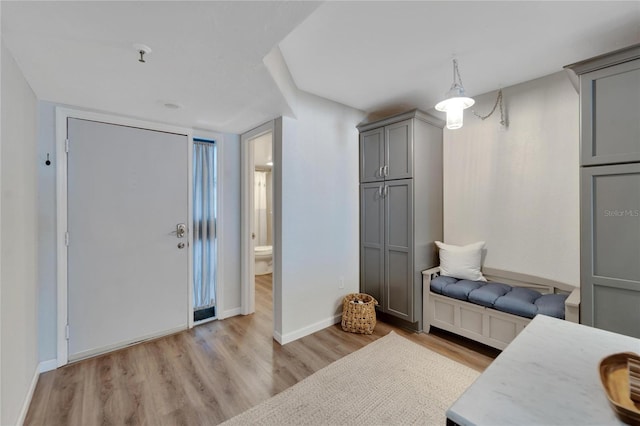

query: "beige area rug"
xmin=221 ymin=331 xmax=480 ymax=426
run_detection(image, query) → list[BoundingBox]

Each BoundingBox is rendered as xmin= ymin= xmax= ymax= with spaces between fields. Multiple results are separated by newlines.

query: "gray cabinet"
xmin=360 ymin=182 xmax=385 ymax=303
xmin=579 ymin=60 xmax=640 ymax=166
xmin=360 ymin=128 xmax=385 ymax=182
xmin=384 ymin=179 xmax=414 ymax=321
xmin=568 ymin=43 xmax=640 ymax=338
xmin=358 ymin=110 xmax=443 ymax=330
xmin=359 ymin=119 xmax=413 ymax=182
xmin=581 ymin=164 xmax=640 ymax=337
xmin=580 ymin=60 xmax=640 ymax=166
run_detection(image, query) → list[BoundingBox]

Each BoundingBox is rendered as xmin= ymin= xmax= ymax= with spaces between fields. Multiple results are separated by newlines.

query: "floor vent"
xmin=194 ymin=306 xmax=215 ymax=322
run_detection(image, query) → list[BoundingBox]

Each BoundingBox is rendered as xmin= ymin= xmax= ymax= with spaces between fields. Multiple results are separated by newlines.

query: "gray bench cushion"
xmin=535 ymin=294 xmax=568 ymax=319
xmin=493 ymin=287 xmax=541 ymax=318
xmin=468 ymin=283 xmax=512 ymax=307
xmin=430 ymin=275 xmax=458 ymax=294
xmin=430 ymin=275 xmax=568 ymax=320
xmin=441 ymin=279 xmax=484 ymax=301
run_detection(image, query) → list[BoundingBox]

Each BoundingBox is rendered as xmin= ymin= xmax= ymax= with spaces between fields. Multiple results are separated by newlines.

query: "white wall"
xmin=1 ymin=41 xmax=39 ymax=426
xmin=277 ymin=94 xmax=364 ymax=342
xmin=36 ymin=102 xmax=57 ymax=364
xmin=217 ymin=133 xmax=242 ymax=315
xmin=265 ymin=46 xmax=365 ymax=343
xmin=36 ymin=102 xmax=242 ymax=362
xmin=443 ymin=71 xmax=580 ymax=286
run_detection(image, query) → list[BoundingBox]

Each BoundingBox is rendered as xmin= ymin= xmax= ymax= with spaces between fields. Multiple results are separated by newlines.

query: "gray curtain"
xmin=193 ymin=141 xmax=216 ymax=311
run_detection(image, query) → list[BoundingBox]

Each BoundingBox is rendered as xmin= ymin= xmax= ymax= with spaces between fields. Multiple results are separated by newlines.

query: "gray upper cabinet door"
xmin=384 ymin=179 xmax=414 ymax=321
xmin=385 ymin=119 xmax=414 ymax=180
xmin=580 ymin=59 xmax=640 ymax=166
xmin=360 ymin=128 xmax=385 ymax=182
xmin=360 ymin=182 xmax=385 ymax=303
xmin=581 ymin=163 xmax=640 ymax=338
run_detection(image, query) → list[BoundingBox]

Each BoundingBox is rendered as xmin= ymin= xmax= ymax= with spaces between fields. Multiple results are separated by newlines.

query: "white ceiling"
xmin=1 ymin=1 xmax=321 ymax=134
xmin=280 ymin=1 xmax=640 ymax=117
xmin=2 ymin=1 xmax=639 ymax=134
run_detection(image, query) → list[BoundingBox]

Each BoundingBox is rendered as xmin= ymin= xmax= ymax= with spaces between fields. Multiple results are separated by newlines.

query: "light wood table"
xmin=447 ymin=315 xmax=640 ymax=425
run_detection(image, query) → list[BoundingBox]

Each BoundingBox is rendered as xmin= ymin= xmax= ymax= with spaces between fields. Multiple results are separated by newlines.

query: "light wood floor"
xmin=26 ymin=275 xmax=499 ymax=425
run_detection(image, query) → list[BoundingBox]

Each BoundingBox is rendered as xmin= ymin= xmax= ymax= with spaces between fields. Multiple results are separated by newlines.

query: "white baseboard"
xmin=278 ymin=313 xmax=342 ymax=345
xmin=68 ymin=325 xmax=187 ymax=363
xmin=39 ymin=359 xmax=57 ymax=373
xmin=273 ymin=330 xmax=283 ymax=345
xmin=219 ymin=307 xmax=242 ymax=320
xmin=17 ymin=364 xmax=40 ymax=425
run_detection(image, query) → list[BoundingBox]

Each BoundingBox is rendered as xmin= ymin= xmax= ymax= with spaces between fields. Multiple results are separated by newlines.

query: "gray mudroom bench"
xmin=422 ymin=267 xmax=580 ymax=350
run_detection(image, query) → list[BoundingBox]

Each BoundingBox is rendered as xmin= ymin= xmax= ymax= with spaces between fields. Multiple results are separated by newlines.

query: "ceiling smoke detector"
xmin=132 ymin=43 xmax=152 ymax=63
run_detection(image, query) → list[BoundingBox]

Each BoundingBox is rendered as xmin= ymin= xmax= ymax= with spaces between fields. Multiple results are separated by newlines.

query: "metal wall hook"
xmin=45 ymin=153 xmax=51 ymax=166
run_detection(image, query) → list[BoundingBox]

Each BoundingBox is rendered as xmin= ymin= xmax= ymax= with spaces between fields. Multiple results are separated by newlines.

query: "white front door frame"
xmin=55 ymin=107 xmax=194 ymax=367
xmin=240 ymin=121 xmax=274 ymax=316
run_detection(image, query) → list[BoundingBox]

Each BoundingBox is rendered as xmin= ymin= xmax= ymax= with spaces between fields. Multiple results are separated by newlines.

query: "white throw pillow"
xmin=435 ymin=241 xmax=486 ymax=281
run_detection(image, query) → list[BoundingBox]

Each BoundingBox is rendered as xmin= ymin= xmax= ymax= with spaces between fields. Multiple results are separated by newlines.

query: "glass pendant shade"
xmin=435 ymin=61 xmax=475 ymax=130
xmin=435 ymin=94 xmax=475 ymax=130
xmin=441 ymin=103 xmax=464 ymax=129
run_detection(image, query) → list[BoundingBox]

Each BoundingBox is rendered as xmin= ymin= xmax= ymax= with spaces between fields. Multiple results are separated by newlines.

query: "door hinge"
xmin=65 ymin=138 xmax=70 ymax=153
xmin=65 ymin=231 xmax=69 ymax=246
xmin=65 ymin=324 xmax=70 ymax=340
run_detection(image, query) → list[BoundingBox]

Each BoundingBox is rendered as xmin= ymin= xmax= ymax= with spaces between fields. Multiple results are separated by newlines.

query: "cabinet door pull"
xmin=378 ymin=166 xmax=384 ymax=178
xmin=383 ymin=165 xmax=389 ymax=177
xmin=384 ymin=185 xmax=389 ymax=197
xmin=378 ymin=185 xmax=384 ymax=198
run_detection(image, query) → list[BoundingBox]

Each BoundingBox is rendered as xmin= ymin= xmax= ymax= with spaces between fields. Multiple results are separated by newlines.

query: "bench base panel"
xmin=430 ymin=293 xmax=530 ymax=350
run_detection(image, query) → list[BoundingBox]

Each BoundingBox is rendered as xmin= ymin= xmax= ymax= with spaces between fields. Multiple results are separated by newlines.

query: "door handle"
xmin=383 ymin=165 xmax=388 ymax=177
xmin=176 ymin=223 xmax=186 ymax=238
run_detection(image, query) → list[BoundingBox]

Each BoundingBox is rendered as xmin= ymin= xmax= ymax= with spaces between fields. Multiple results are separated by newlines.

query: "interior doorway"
xmin=241 ymin=122 xmax=275 ymax=320
xmin=253 ymin=134 xmax=274 ymax=276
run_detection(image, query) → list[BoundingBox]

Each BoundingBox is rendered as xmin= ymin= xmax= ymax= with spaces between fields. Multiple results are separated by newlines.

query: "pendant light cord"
xmin=453 ymin=59 xmax=464 ymax=88
xmin=472 ymin=89 xmax=505 ymax=126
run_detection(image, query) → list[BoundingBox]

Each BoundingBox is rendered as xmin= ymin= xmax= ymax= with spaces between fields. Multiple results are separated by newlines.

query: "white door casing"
xmin=240 ymin=121 xmax=274 ymax=316
xmin=56 ymin=108 xmax=194 ymax=365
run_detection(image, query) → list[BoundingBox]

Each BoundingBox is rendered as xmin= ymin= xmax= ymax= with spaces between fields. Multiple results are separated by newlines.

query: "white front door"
xmin=67 ymin=118 xmax=189 ymax=361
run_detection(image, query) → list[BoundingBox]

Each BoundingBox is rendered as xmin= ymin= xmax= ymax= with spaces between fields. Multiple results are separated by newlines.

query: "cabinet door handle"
xmin=384 ymin=185 xmax=388 ymax=198
xmin=378 ymin=166 xmax=384 ymax=178
xmin=383 ymin=165 xmax=388 ymax=177
xmin=378 ymin=185 xmax=384 ymax=198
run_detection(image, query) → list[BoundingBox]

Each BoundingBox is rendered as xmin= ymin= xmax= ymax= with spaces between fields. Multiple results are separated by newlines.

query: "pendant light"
xmin=435 ymin=59 xmax=475 ymax=130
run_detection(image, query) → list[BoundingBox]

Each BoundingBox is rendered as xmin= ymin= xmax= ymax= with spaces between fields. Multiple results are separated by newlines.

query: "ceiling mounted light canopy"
xmin=435 ymin=59 xmax=475 ymax=130
xmin=133 ymin=43 xmax=152 ymax=63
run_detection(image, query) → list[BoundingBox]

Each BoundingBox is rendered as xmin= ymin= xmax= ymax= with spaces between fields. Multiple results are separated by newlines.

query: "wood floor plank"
xmin=25 ymin=274 xmax=498 ymax=425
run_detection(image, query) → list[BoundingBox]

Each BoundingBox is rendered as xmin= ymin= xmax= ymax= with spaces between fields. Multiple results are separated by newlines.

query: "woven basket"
xmin=341 ymin=293 xmax=378 ymax=334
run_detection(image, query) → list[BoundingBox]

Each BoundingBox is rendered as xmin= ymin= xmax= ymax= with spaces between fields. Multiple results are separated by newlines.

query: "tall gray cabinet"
xmin=567 ymin=44 xmax=640 ymax=338
xmin=358 ymin=109 xmax=443 ymax=331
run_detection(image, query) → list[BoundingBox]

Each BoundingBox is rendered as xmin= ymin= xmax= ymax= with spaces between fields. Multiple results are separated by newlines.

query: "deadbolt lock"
xmin=176 ymin=223 xmax=186 ymax=238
